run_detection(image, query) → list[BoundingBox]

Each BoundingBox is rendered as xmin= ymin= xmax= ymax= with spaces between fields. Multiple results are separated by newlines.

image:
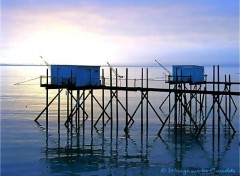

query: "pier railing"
xmin=40 ymin=76 xmax=101 ymax=87
xmin=166 ymin=75 xmax=192 ymax=83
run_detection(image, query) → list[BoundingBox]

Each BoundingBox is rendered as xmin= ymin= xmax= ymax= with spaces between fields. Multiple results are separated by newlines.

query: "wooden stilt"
xmin=46 ymin=69 xmax=49 ymax=132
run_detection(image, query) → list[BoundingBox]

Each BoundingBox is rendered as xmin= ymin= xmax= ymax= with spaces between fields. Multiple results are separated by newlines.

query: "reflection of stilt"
xmin=35 ymin=88 xmax=63 ymax=122
xmin=45 ymin=131 xmax=49 ymax=160
xmin=158 ymin=128 xmax=237 ymax=171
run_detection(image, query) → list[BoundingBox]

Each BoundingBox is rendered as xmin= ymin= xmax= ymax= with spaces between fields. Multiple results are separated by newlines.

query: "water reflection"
xmin=37 ymin=122 xmax=238 ymax=176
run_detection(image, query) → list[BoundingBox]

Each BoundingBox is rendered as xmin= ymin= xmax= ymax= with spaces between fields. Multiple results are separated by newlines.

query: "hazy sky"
xmin=1 ymin=0 xmax=239 ymax=66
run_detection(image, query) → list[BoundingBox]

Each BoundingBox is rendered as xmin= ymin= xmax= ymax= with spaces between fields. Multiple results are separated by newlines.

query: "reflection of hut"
xmin=51 ymin=65 xmax=101 ymax=86
xmin=168 ymin=65 xmax=204 ymax=84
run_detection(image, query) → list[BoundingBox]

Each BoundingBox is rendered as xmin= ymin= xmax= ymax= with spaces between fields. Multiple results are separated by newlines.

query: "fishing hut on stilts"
xmin=35 ymin=64 xmax=239 ymax=146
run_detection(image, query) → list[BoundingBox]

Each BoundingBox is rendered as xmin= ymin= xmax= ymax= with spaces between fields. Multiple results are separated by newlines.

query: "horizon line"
xmin=0 ymin=63 xmax=239 ymax=67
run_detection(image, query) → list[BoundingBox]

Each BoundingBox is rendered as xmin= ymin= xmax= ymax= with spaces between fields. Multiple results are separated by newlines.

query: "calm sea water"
xmin=1 ymin=65 xmax=239 ymax=176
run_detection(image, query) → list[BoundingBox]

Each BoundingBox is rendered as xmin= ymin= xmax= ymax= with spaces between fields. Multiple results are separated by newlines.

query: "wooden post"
xmin=58 ymin=88 xmax=60 ymax=131
xmin=141 ymin=68 xmax=143 ymax=136
xmin=228 ymin=74 xmax=231 ymax=124
xmin=212 ymin=65 xmax=215 ymax=150
xmin=174 ymin=67 xmax=178 ymax=131
xmin=205 ymin=76 xmax=207 ymax=125
xmin=168 ymin=82 xmax=171 ymax=125
xmin=75 ymin=91 xmax=77 ymax=130
xmin=224 ymin=75 xmax=227 ymax=126
xmin=125 ymin=68 xmax=128 ymax=134
xmin=174 ymin=89 xmax=178 ymax=131
xmin=195 ymin=86 xmax=198 ymax=120
xmin=102 ymin=69 xmax=105 ymax=133
xmin=217 ymin=65 xmax=220 ymax=149
xmin=70 ymin=70 xmax=73 ymax=134
xmin=200 ymin=87 xmax=202 ymax=113
xmin=46 ymin=69 xmax=49 ymax=132
xmin=70 ymin=89 xmax=73 ymax=134
xmin=116 ymin=69 xmax=119 ymax=134
xmin=91 ymin=89 xmax=93 ymax=134
xmin=77 ymin=90 xmax=80 ymax=132
xmin=189 ymin=84 xmax=192 ymax=129
xmin=110 ymin=68 xmax=113 ymax=136
xmin=180 ymin=70 xmax=183 ymax=130
xmin=146 ymin=68 xmax=149 ymax=135
xmin=83 ymin=90 xmax=85 ymax=135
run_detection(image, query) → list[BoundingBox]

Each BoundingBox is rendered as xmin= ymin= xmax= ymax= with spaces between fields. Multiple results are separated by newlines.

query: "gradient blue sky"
xmin=1 ymin=0 xmax=239 ymax=66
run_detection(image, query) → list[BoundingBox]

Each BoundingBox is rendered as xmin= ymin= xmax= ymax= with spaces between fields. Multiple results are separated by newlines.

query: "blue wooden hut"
xmin=51 ymin=65 xmax=101 ymax=86
xmin=172 ymin=65 xmax=204 ymax=83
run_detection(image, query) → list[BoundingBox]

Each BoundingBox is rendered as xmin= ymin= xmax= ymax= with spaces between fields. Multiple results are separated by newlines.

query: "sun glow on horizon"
xmin=2 ymin=25 xmax=119 ymax=65
xmin=1 ymin=0 xmax=239 ymax=66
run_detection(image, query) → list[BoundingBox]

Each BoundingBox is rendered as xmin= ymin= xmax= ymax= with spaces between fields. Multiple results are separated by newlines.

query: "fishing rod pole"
xmin=107 ymin=62 xmax=124 ymax=78
xmin=14 ymin=76 xmax=40 ymax=85
xmin=155 ymin=59 xmax=171 ymax=75
xmin=40 ymin=56 xmax=51 ymax=69
xmin=14 ymin=56 xmax=50 ymax=85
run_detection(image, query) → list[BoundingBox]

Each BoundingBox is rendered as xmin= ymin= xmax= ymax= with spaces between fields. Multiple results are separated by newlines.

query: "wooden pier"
xmin=35 ymin=65 xmax=239 ymax=143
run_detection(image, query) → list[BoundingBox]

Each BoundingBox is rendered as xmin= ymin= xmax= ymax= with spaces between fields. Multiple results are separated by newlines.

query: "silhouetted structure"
xmin=35 ymin=65 xmax=239 ymax=145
